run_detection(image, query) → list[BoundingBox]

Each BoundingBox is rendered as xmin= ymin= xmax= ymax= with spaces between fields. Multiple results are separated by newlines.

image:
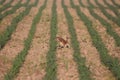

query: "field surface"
xmin=0 ymin=0 xmax=120 ymax=80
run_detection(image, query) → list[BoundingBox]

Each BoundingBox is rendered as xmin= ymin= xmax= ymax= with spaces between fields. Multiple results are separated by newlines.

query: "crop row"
xmin=85 ymin=0 xmax=120 ymax=19
xmin=87 ymin=0 xmax=120 ymax=47
xmin=93 ymin=0 xmax=120 ymax=27
xmin=111 ymin=0 xmax=120 ymax=8
xmin=0 ymin=0 xmax=13 ymax=13
xmin=70 ymin=0 xmax=120 ymax=79
xmin=0 ymin=0 xmax=22 ymax=21
xmin=87 ymin=0 xmax=97 ymax=8
xmin=43 ymin=0 xmax=57 ymax=80
xmin=78 ymin=0 xmax=86 ymax=7
xmin=3 ymin=0 xmax=48 ymax=79
xmin=62 ymin=0 xmax=92 ymax=80
xmin=72 ymin=0 xmax=120 ymax=28
xmin=79 ymin=0 xmax=120 ymax=46
xmin=0 ymin=0 xmax=30 ymax=21
xmin=0 ymin=0 xmax=33 ymax=50
xmin=78 ymin=0 xmax=119 ymax=9
xmin=0 ymin=0 xmax=5 ymax=5
xmin=103 ymin=0 xmax=120 ymax=18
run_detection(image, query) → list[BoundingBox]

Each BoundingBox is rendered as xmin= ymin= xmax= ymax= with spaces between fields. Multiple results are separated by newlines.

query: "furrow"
xmin=15 ymin=0 xmax=50 ymax=79
xmin=68 ymin=5 xmax=115 ymax=80
xmin=71 ymin=0 xmax=120 ymax=79
xmin=56 ymin=0 xmax=79 ymax=80
xmin=62 ymin=0 xmax=92 ymax=79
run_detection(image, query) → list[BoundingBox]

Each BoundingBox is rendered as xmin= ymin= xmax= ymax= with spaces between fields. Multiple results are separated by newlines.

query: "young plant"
xmin=62 ymin=0 xmax=92 ymax=80
xmin=73 ymin=0 xmax=120 ymax=79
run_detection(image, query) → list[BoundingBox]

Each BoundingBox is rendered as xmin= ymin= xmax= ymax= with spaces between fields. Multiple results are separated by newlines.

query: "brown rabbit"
xmin=56 ymin=36 xmax=69 ymax=48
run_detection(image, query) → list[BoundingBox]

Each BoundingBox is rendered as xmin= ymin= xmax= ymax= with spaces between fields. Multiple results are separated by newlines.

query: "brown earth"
xmin=0 ymin=0 xmax=27 ymax=34
xmin=115 ymin=0 xmax=120 ymax=5
xmin=15 ymin=0 xmax=51 ymax=79
xmin=93 ymin=8 xmax=120 ymax=61
xmin=93 ymin=8 xmax=120 ymax=36
xmin=0 ymin=0 xmax=10 ymax=6
xmin=97 ymin=0 xmax=108 ymax=7
xmin=105 ymin=0 xmax=116 ymax=7
xmin=90 ymin=0 xmax=98 ymax=7
xmin=0 ymin=0 xmax=35 ymax=79
xmin=0 ymin=0 xmax=17 ymax=14
xmin=73 ymin=0 xmax=80 ymax=6
xmin=69 ymin=6 xmax=115 ymax=80
xmin=80 ymin=0 xmax=120 ymax=62
xmin=105 ymin=9 xmax=117 ymax=18
xmin=21 ymin=0 xmax=27 ymax=4
xmin=0 ymin=0 xmax=120 ymax=80
xmin=11 ymin=0 xmax=20 ymax=6
xmin=82 ymin=0 xmax=89 ymax=7
xmin=56 ymin=0 xmax=79 ymax=80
